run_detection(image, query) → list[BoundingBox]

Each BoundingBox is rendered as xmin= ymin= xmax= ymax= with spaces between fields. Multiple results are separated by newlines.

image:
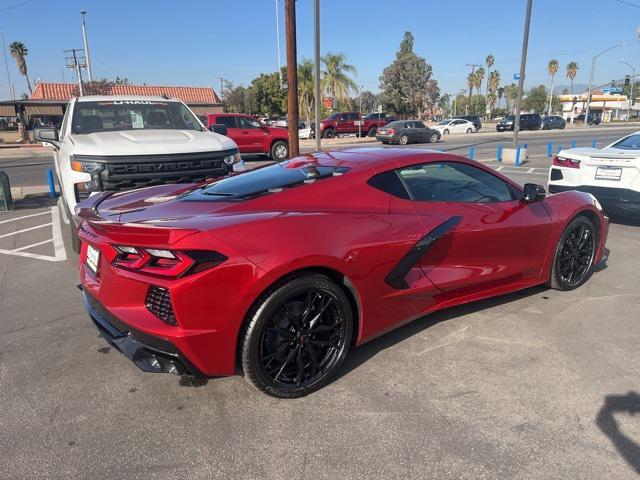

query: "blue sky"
xmin=2 ymin=0 xmax=640 ymax=99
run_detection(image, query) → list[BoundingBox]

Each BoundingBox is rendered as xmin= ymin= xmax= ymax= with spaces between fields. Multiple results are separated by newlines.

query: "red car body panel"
xmin=76 ymin=148 xmax=608 ymax=377
xmin=319 ymin=112 xmax=390 ymax=136
xmin=203 ymin=113 xmax=288 ymax=155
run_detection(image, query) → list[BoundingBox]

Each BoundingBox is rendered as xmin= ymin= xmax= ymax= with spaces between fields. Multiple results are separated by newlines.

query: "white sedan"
xmin=548 ymin=131 xmax=640 ymax=216
xmin=432 ymin=118 xmax=476 ymax=135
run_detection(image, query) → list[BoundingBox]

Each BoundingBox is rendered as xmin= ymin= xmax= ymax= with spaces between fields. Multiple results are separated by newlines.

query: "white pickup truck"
xmin=34 ymin=95 xmax=240 ymax=252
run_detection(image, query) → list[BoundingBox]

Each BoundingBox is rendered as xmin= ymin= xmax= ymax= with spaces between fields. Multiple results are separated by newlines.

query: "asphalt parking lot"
xmin=1 ymin=130 xmax=640 ymax=479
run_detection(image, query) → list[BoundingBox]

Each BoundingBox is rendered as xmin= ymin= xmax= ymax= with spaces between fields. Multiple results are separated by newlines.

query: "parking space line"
xmin=0 ymin=211 xmax=50 ymax=225
xmin=11 ymin=239 xmax=54 ymax=252
xmin=0 ymin=222 xmax=52 ymax=239
xmin=57 ymin=200 xmax=70 ymax=225
xmin=51 ymin=204 xmax=67 ymax=261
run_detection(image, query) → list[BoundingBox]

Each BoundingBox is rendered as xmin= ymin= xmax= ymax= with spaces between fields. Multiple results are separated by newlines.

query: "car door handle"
xmin=242 ymin=131 xmax=250 ymax=134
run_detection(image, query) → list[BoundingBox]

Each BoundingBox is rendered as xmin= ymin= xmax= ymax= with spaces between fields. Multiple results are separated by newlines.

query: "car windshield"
xmin=71 ymin=100 xmax=202 ymax=134
xmin=189 ymin=162 xmax=350 ymax=201
xmin=385 ymin=121 xmax=403 ymax=128
xmin=437 ymin=120 xmax=451 ymax=126
xmin=611 ymin=134 xmax=640 ymax=150
xmin=504 ymin=116 xmax=515 ymax=122
xmin=364 ymin=114 xmax=377 ymax=119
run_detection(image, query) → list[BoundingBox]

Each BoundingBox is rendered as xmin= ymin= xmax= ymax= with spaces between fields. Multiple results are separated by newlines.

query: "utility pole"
xmin=285 ymin=0 xmax=299 ymax=158
xmin=513 ymin=0 xmax=532 ymax=148
xmin=619 ymin=61 xmax=635 ymax=123
xmin=0 ymin=30 xmax=15 ymax=100
xmin=313 ymin=0 xmax=321 ymax=151
xmin=80 ymin=10 xmax=93 ymax=82
xmin=64 ymin=49 xmax=86 ymax=96
xmin=585 ymin=42 xmax=627 ymax=125
xmin=275 ymin=0 xmax=283 ymax=88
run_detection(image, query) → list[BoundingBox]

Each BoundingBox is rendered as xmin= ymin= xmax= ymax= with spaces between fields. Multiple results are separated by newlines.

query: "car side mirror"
xmin=34 ymin=127 xmax=60 ymax=147
xmin=209 ymin=124 xmax=228 ymax=136
xmin=522 ymin=183 xmax=546 ymax=203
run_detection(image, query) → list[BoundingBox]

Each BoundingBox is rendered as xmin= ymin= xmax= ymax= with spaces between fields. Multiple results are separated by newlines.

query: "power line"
xmin=0 ymin=0 xmax=33 ymax=12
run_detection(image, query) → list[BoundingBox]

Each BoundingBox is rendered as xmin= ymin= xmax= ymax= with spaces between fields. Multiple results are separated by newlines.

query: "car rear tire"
xmin=323 ymin=128 xmax=335 ymax=139
xmin=549 ymin=215 xmax=597 ymax=291
xmin=270 ymin=140 xmax=289 ymax=161
xmin=430 ymin=132 xmax=439 ymax=143
xmin=399 ymin=134 xmax=409 ymax=145
xmin=367 ymin=127 xmax=377 ymax=137
xmin=241 ymin=273 xmax=353 ymax=398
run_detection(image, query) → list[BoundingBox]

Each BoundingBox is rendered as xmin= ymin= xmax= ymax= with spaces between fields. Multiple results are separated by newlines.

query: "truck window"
xmin=71 ymin=100 xmax=203 ymax=134
xmin=215 ymin=116 xmax=239 ymax=128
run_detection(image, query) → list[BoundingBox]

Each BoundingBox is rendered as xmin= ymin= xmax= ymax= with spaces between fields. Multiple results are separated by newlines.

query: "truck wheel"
xmin=323 ymin=128 xmax=335 ymax=139
xmin=61 ymin=197 xmax=81 ymax=254
xmin=270 ymin=140 xmax=289 ymax=161
xmin=367 ymin=127 xmax=377 ymax=137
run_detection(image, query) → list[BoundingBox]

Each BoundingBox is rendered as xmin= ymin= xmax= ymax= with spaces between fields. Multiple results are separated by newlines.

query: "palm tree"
xmin=487 ymin=70 xmax=501 ymax=117
xmin=466 ymin=72 xmax=475 ymax=112
xmin=321 ymin=52 xmax=357 ymax=109
xmin=504 ymin=83 xmax=518 ymax=114
xmin=9 ymin=41 xmax=32 ymax=95
xmin=566 ymin=61 xmax=579 ymax=95
xmin=547 ymin=59 xmax=560 ymax=115
xmin=484 ymin=55 xmax=495 ymax=114
xmin=473 ymin=67 xmax=485 ymax=113
xmin=297 ymin=59 xmax=314 ymax=125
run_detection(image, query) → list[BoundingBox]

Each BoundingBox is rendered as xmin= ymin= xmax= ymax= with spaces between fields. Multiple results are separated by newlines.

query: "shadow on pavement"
xmin=596 ymin=391 xmax=640 ymax=474
xmin=337 ymin=284 xmax=549 ymax=381
xmin=11 ymin=193 xmax=56 ymax=210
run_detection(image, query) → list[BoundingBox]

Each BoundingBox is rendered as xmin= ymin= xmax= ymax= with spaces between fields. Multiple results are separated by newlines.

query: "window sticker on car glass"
xmin=131 ymin=112 xmax=144 ymax=129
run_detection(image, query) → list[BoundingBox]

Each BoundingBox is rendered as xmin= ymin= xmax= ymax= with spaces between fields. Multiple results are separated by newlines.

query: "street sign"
xmin=376 ymin=104 xmax=382 ymax=113
xmin=354 ymin=120 xmax=364 ymax=126
xmin=322 ymin=97 xmax=335 ymax=109
xmin=602 ymin=87 xmax=624 ymax=94
xmin=513 ymin=73 xmax=521 ymax=80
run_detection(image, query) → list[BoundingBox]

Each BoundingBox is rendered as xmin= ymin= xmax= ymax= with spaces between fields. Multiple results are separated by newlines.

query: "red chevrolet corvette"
xmin=76 ymin=148 xmax=608 ymax=398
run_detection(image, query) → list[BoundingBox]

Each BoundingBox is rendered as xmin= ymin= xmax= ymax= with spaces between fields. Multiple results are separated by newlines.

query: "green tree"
xmin=466 ymin=72 xmax=475 ymax=110
xmin=523 ymin=84 xmax=548 ymax=114
xmin=566 ymin=61 xmax=579 ymax=95
xmin=250 ymin=70 xmax=287 ymax=116
xmin=354 ymin=90 xmax=378 ymax=114
xmin=9 ymin=41 xmax=32 ymax=95
xmin=473 ymin=68 xmax=485 ymax=113
xmin=438 ymin=93 xmax=451 ymax=117
xmin=379 ymin=31 xmax=439 ymax=117
xmin=297 ymin=59 xmax=315 ymax=124
xmin=487 ymin=70 xmax=501 ymax=117
xmin=321 ymin=52 xmax=357 ymax=109
xmin=223 ymin=81 xmax=255 ymax=114
xmin=547 ymin=59 xmax=560 ymax=114
xmin=504 ymin=83 xmax=518 ymax=114
xmin=484 ymin=54 xmax=495 ymax=109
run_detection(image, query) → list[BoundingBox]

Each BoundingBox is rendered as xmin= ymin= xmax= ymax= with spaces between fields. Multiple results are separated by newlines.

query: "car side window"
xmin=397 ymin=162 xmax=515 ymax=203
xmin=348 ymin=113 xmax=359 ymax=120
xmin=339 ymin=114 xmax=348 ymax=121
xmin=239 ymin=116 xmax=261 ymax=129
xmin=216 ymin=116 xmax=238 ymax=128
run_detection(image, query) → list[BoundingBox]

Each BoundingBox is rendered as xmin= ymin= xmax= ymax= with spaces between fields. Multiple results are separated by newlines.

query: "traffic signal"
xmin=625 ymin=75 xmax=630 ymax=86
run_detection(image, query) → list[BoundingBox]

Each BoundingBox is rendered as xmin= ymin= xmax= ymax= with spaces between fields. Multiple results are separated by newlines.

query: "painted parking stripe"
xmin=0 ymin=210 xmax=50 ymax=225
xmin=0 ymin=206 xmax=67 ymax=262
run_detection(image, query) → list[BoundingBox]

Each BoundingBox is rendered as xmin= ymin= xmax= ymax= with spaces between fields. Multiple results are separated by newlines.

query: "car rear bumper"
xmin=83 ymin=290 xmax=208 ymax=377
xmin=548 ymin=184 xmax=640 ymax=213
xmin=376 ymin=134 xmax=398 ymax=143
xmin=496 ymin=125 xmax=513 ymax=131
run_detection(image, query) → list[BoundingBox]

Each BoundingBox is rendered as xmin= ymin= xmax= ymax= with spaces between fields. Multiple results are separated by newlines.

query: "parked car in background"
xmin=376 ymin=120 xmax=440 ymax=145
xmin=548 ymin=130 xmax=640 ymax=216
xmin=33 ymin=95 xmax=240 ymax=253
xmin=496 ymin=113 xmax=542 ymax=131
xmin=203 ymin=113 xmax=289 ymax=161
xmin=364 ymin=112 xmax=396 ymax=124
xmin=541 ymin=115 xmax=566 ymax=130
xmin=432 ymin=118 xmax=476 ymax=135
xmin=453 ymin=115 xmax=482 ymax=132
xmin=318 ymin=111 xmax=391 ymax=138
xmin=574 ymin=113 xmax=601 ymax=125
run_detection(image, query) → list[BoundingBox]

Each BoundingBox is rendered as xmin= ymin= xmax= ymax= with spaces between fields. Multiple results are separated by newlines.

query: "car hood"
xmin=69 ymin=129 xmax=238 ymax=156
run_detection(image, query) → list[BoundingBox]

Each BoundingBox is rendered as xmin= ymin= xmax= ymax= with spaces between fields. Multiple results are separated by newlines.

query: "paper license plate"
xmin=86 ymin=244 xmax=100 ymax=276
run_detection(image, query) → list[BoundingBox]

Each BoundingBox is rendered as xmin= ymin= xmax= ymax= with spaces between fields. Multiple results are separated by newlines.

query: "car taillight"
xmin=112 ymin=245 xmax=227 ymax=277
xmin=552 ymin=156 xmax=581 ymax=169
xmin=387 ymin=128 xmax=395 ymax=134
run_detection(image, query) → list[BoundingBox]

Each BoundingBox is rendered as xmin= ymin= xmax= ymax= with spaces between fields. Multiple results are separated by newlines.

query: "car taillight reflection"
xmin=552 ymin=156 xmax=581 ymax=169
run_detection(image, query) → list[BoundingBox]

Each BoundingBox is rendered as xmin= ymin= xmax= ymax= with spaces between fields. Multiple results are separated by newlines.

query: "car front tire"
xmin=549 ymin=215 xmax=597 ymax=291
xmin=241 ymin=273 xmax=353 ymax=398
xmin=323 ymin=128 xmax=335 ymax=139
xmin=399 ymin=134 xmax=409 ymax=145
xmin=430 ymin=132 xmax=439 ymax=143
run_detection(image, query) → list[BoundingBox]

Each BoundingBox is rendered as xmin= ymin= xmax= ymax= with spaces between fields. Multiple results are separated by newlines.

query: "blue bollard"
xmin=469 ymin=146 xmax=474 ymax=160
xmin=557 ymin=144 xmax=563 ymax=154
xmin=515 ymin=146 xmax=521 ymax=167
xmin=592 ymin=140 xmax=597 ymax=148
xmin=440 ymin=148 xmax=445 ymax=153
xmin=46 ymin=169 xmax=56 ymax=198
xmin=497 ymin=144 xmax=502 ymax=162
xmin=547 ymin=142 xmax=552 ymax=157
xmin=571 ymin=140 xmax=576 ymax=148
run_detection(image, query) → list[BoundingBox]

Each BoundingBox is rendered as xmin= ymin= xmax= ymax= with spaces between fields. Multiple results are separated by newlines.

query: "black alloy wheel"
xmin=399 ymin=134 xmax=409 ymax=145
xmin=241 ymin=274 xmax=353 ymax=398
xmin=549 ymin=215 xmax=597 ymax=290
xmin=430 ymin=132 xmax=439 ymax=143
xmin=270 ymin=140 xmax=289 ymax=161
